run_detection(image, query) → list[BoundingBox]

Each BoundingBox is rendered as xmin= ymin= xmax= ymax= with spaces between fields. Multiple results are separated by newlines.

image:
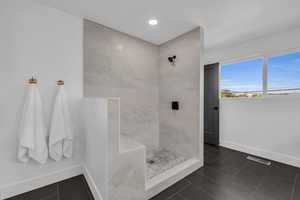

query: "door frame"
xmin=204 ymin=63 xmax=220 ymax=146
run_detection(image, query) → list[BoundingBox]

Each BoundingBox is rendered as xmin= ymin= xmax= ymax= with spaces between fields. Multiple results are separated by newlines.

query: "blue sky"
xmin=221 ymin=52 xmax=300 ymax=92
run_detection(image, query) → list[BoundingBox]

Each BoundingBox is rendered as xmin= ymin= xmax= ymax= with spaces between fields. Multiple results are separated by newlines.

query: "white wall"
xmin=205 ymin=27 xmax=300 ymax=167
xmin=205 ymin=27 xmax=300 ymax=64
xmin=0 ymin=0 xmax=83 ymax=197
xmin=220 ymin=96 xmax=300 ymax=167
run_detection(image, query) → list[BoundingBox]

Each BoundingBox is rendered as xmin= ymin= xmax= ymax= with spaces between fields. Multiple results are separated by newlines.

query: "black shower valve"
xmin=172 ymin=101 xmax=179 ymax=110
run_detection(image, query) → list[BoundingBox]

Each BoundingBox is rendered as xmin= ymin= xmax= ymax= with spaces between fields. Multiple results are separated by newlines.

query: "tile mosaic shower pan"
xmin=146 ymin=148 xmax=187 ymax=179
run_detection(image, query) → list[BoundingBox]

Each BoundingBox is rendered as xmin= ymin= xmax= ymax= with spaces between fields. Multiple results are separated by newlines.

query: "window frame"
xmin=219 ymin=48 xmax=300 ymax=99
xmin=220 ymin=56 xmax=265 ymax=98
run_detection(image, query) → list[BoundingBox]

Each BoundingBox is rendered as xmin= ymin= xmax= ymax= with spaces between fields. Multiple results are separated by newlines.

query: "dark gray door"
xmin=204 ymin=63 xmax=220 ymax=145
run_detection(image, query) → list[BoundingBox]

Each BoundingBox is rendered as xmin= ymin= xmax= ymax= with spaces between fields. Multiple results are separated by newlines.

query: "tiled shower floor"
xmin=147 ymin=149 xmax=187 ymax=179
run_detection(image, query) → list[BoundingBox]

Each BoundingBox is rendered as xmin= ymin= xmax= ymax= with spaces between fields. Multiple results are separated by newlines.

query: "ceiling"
xmin=34 ymin=0 xmax=300 ymax=49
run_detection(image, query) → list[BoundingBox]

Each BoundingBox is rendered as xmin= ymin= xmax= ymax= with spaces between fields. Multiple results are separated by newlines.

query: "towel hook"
xmin=57 ymin=80 xmax=64 ymax=85
xmin=28 ymin=76 xmax=37 ymax=84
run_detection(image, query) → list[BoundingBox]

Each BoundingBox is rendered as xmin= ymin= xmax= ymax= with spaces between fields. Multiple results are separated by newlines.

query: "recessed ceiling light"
xmin=148 ymin=19 xmax=158 ymax=26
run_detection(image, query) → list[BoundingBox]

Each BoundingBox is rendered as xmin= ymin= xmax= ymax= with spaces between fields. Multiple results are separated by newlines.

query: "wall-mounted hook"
xmin=57 ymin=80 xmax=64 ymax=85
xmin=28 ymin=76 xmax=37 ymax=84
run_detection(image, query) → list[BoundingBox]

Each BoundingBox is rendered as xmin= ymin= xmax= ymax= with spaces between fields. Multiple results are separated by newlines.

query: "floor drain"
xmin=147 ymin=160 xmax=155 ymax=164
xmin=247 ymin=156 xmax=271 ymax=166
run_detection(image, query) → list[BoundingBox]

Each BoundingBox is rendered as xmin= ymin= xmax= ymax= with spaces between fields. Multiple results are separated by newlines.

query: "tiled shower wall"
xmin=84 ymin=20 xmax=160 ymax=148
xmin=84 ymin=20 xmax=203 ymax=157
xmin=159 ymin=28 xmax=202 ymax=158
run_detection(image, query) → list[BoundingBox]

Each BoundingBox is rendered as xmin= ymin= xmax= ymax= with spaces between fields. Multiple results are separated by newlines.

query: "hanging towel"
xmin=18 ymin=84 xmax=48 ymax=164
xmin=49 ymin=85 xmax=73 ymax=161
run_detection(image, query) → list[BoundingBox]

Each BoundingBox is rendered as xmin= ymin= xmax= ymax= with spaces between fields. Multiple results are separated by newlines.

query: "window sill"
xmin=221 ymin=93 xmax=300 ymax=101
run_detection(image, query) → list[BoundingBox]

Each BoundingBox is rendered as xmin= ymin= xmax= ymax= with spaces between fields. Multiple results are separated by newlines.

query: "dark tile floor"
xmin=151 ymin=144 xmax=300 ymax=200
xmin=7 ymin=145 xmax=300 ymax=200
xmin=7 ymin=175 xmax=94 ymax=200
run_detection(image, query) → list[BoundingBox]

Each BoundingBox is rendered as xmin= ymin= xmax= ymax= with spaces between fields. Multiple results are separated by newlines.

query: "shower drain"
xmin=147 ymin=160 xmax=155 ymax=164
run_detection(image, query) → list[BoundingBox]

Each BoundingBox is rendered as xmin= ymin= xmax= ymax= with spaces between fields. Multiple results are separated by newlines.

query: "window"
xmin=221 ymin=59 xmax=263 ymax=98
xmin=220 ymin=51 xmax=300 ymax=98
xmin=268 ymin=52 xmax=300 ymax=95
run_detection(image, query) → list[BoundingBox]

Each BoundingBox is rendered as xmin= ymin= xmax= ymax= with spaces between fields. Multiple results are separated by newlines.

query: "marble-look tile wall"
xmin=109 ymin=140 xmax=146 ymax=200
xmin=159 ymin=28 xmax=202 ymax=158
xmin=84 ymin=20 xmax=203 ymax=159
xmin=107 ymin=99 xmax=146 ymax=200
xmin=83 ymin=98 xmax=146 ymax=200
xmin=84 ymin=20 xmax=160 ymax=148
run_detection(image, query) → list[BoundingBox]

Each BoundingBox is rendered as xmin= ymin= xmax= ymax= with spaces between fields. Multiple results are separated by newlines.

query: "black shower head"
xmin=168 ymin=55 xmax=176 ymax=64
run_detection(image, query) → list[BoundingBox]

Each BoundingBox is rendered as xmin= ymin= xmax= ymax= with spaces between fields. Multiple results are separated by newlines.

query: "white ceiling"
xmin=34 ymin=0 xmax=300 ymax=49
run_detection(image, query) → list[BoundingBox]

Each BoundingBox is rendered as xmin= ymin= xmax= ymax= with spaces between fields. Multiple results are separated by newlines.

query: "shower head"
xmin=168 ymin=55 xmax=176 ymax=66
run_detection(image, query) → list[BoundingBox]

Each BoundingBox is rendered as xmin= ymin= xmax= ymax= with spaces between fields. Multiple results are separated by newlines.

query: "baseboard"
xmin=82 ymin=166 xmax=104 ymax=200
xmin=220 ymin=141 xmax=300 ymax=168
xmin=0 ymin=165 xmax=82 ymax=199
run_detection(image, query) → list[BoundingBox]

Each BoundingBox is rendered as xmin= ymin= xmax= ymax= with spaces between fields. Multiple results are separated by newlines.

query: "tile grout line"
xmin=56 ymin=183 xmax=60 ymax=200
xmin=196 ymin=186 xmax=217 ymax=200
xmin=232 ymin=159 xmax=249 ymax=177
xmin=165 ymin=181 xmax=192 ymax=200
xmin=184 ymin=171 xmax=221 ymax=199
xmin=177 ymin=193 xmax=188 ymax=200
xmin=40 ymin=193 xmax=59 ymax=200
xmin=290 ymin=173 xmax=299 ymax=200
xmin=233 ymin=151 xmax=255 ymax=177
xmin=249 ymin=166 xmax=270 ymax=196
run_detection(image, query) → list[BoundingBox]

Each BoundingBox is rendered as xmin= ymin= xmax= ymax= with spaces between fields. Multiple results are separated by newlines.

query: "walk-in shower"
xmin=83 ymin=19 xmax=204 ymax=200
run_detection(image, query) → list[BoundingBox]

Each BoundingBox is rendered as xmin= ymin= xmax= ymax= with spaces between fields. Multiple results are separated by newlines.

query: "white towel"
xmin=18 ymin=84 xmax=48 ymax=164
xmin=49 ymin=85 xmax=73 ymax=161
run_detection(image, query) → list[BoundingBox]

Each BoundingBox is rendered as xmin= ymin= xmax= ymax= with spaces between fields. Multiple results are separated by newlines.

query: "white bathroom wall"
xmin=0 ymin=0 xmax=83 ymax=197
xmin=84 ymin=20 xmax=160 ymax=148
xmin=220 ymin=97 xmax=300 ymax=167
xmin=159 ymin=28 xmax=203 ymax=158
xmin=205 ymin=27 xmax=300 ymax=64
xmin=205 ymin=27 xmax=300 ymax=167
